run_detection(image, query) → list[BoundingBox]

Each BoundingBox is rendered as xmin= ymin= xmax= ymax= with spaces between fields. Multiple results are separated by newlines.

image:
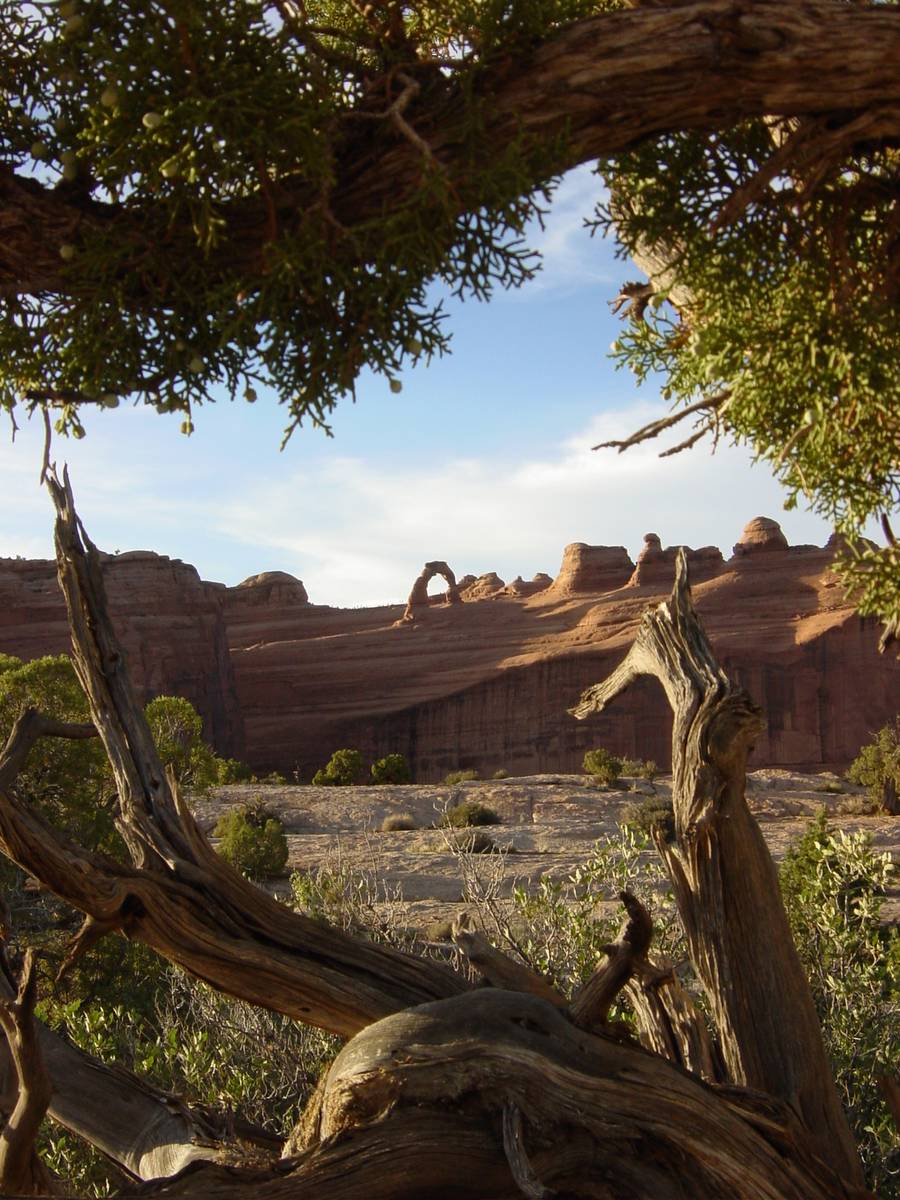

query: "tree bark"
xmin=570 ymin=549 xmax=864 ymax=1188
xmin=2 ymin=0 xmax=899 ymax=299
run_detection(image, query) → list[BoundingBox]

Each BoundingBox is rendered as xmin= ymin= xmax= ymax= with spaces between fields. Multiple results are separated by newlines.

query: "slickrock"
xmin=626 ymin=533 xmax=724 ymax=589
xmin=547 ymin=543 xmax=634 ymax=596
xmin=2 ymin=519 xmax=898 ymax=783
xmin=460 ymin=572 xmax=506 ymax=600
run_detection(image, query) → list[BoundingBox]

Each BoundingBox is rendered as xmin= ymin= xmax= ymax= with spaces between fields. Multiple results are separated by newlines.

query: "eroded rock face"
xmin=548 ymin=544 xmax=634 ymax=596
xmin=0 ymin=552 xmax=243 ymax=757
xmin=627 ymin=533 xmax=724 ymax=589
xmin=733 ymin=517 xmax=790 ymax=556
xmin=399 ymin=561 xmax=461 ymax=624
xmin=231 ymin=571 xmax=309 ymax=606
xmin=460 ymin=572 xmax=506 ymax=601
xmin=3 ymin=518 xmax=898 ymax=782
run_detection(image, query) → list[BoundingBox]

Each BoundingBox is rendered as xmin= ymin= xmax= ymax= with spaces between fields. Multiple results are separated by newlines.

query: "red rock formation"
xmin=547 ymin=543 xmax=634 ymax=596
xmin=2 ymin=520 xmax=897 ymax=782
xmin=460 ymin=572 xmax=506 ymax=600
xmin=0 ymin=552 xmax=243 ymax=756
xmin=398 ymin=562 xmax=461 ymax=624
xmin=627 ymin=533 xmax=724 ymax=589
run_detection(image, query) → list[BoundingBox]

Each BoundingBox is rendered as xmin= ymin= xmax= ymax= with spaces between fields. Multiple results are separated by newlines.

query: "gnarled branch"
xmin=571 ymin=550 xmax=864 ymax=1188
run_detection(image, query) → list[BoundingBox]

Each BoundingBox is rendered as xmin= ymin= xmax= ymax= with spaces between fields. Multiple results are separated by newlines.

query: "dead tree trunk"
xmin=571 ymin=549 xmax=864 ymax=1187
xmin=0 ymin=479 xmax=872 ymax=1197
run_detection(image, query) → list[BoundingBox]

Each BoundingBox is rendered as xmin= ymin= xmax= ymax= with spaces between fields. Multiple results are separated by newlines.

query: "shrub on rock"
xmin=371 ymin=753 xmax=411 ymax=785
xmin=441 ymin=801 xmax=501 ymax=828
xmin=583 ymin=747 xmax=623 ymax=786
xmin=312 ymin=748 xmax=364 ymax=786
xmin=214 ymin=803 xmax=289 ymax=880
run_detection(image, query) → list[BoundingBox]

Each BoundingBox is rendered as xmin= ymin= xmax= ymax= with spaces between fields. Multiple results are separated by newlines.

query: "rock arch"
xmin=399 ymin=561 xmax=461 ymax=623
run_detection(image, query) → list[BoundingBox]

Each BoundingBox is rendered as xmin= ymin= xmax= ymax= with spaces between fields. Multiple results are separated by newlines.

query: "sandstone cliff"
xmin=1 ymin=520 xmax=896 ymax=782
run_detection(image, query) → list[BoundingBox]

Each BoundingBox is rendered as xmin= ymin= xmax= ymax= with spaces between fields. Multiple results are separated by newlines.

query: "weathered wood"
xmin=452 ymin=912 xmax=568 ymax=1009
xmin=3 ymin=2 xmax=899 ymax=300
xmin=624 ymin=958 xmax=724 ymax=1084
xmin=569 ymin=891 xmax=652 ymax=1030
xmin=0 ymin=950 xmax=53 ymax=1197
xmin=571 ymin=550 xmax=864 ymax=1187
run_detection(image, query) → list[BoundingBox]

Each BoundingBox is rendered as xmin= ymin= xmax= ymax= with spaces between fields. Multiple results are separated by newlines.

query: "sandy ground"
xmin=194 ymin=770 xmax=899 ymax=933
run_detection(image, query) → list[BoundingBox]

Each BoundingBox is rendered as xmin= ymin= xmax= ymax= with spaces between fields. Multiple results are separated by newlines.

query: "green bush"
xmin=144 ymin=694 xmax=220 ymax=791
xmin=441 ymin=800 xmax=501 ymax=828
xmin=312 ymin=748 xmax=364 ymax=786
xmin=215 ymin=757 xmax=253 ymax=784
xmin=846 ymin=717 xmax=900 ymax=812
xmin=213 ymin=803 xmax=289 ymax=880
xmin=491 ymin=768 xmax=510 ymax=780
xmin=444 ymin=768 xmax=479 ymax=784
xmin=780 ymin=814 xmax=899 ymax=1194
xmin=620 ymin=797 xmax=675 ymax=843
xmin=371 ymin=753 xmax=411 ymax=785
xmin=582 ymin=747 xmax=623 ymax=786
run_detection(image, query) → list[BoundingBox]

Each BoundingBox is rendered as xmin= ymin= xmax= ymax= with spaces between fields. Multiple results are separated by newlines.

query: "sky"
xmin=0 ymin=165 xmax=834 ymax=608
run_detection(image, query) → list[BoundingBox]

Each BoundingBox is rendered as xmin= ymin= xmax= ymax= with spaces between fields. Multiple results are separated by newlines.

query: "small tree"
xmin=144 ymin=695 xmax=219 ymax=791
xmin=582 ymin=747 xmax=623 ymax=786
xmin=213 ymin=804 xmax=289 ymax=881
xmin=312 ymin=748 xmax=364 ymax=787
xmin=846 ymin=718 xmax=900 ymax=814
xmin=370 ymin=754 xmax=411 ymax=785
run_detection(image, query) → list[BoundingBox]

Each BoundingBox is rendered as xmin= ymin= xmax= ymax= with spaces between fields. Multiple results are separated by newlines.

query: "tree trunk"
xmin=571 ymin=549 xmax=864 ymax=1187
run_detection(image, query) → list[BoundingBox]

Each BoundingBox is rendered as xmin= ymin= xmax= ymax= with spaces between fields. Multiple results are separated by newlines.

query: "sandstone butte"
xmin=1 ymin=517 xmax=897 ymax=782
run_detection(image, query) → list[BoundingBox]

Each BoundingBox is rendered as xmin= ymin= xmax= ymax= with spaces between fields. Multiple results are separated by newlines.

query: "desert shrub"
xmin=503 ymin=826 xmax=686 ymax=1000
xmin=491 ymin=768 xmax=510 ymax=780
xmin=835 ymin=794 xmax=883 ymax=815
xmin=381 ymin=813 xmax=417 ymax=832
xmin=582 ymin=747 xmax=623 ymax=786
xmin=846 ymin=717 xmax=900 ymax=812
xmin=213 ymin=804 xmax=289 ymax=880
xmin=424 ymin=918 xmax=454 ymax=942
xmin=215 ymin=756 xmax=253 ymax=784
xmin=620 ymin=757 xmax=643 ymax=776
xmin=371 ymin=753 xmax=411 ymax=785
xmin=780 ymin=814 xmax=899 ymax=1194
xmin=637 ymin=760 xmax=659 ymax=784
xmin=814 ymin=780 xmax=845 ymax=795
xmin=311 ymin=748 xmax=364 ymax=786
xmin=441 ymin=801 xmax=501 ymax=828
xmin=448 ymin=829 xmax=496 ymax=854
xmin=620 ymin=797 xmax=676 ymax=843
xmin=444 ymin=768 xmax=479 ymax=784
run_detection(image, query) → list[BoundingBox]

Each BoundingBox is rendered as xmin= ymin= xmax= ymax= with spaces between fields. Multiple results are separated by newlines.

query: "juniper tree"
xmin=1 ymin=0 xmax=898 ymax=623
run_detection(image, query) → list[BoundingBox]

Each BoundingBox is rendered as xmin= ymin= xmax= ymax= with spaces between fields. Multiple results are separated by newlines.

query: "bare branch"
xmin=592 ymin=392 xmax=731 ymax=456
xmin=0 ymin=950 xmax=53 ymax=1197
xmin=569 ymin=891 xmax=652 ymax=1031
xmin=452 ymin=912 xmax=567 ymax=1009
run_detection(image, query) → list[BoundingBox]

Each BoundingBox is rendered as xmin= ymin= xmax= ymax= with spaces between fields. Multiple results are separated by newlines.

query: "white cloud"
xmin=203 ymin=397 xmax=831 ymax=606
xmin=507 ymin=164 xmax=618 ymax=299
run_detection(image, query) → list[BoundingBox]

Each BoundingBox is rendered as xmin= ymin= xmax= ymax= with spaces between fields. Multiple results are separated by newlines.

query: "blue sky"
xmin=1 ymin=165 xmax=834 ymax=607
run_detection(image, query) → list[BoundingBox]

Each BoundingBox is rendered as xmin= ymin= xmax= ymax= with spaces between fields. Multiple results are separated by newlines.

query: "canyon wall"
xmin=1 ymin=519 xmax=897 ymax=781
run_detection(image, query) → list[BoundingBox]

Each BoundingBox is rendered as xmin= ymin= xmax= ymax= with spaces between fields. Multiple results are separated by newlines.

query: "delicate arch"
xmin=400 ymin=561 xmax=461 ymax=623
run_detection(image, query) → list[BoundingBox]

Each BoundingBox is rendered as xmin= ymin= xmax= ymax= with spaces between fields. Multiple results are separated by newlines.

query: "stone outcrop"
xmin=2 ymin=519 xmax=897 ymax=783
xmin=459 ymin=572 xmax=506 ymax=601
xmin=399 ymin=561 xmax=461 ymax=624
xmin=732 ymin=516 xmax=789 ymax=556
xmin=500 ymin=573 xmax=553 ymax=598
xmin=548 ymin=543 xmax=634 ymax=596
xmin=627 ymin=533 xmax=724 ymax=589
xmin=0 ymin=552 xmax=243 ymax=757
xmin=231 ymin=571 xmax=309 ymax=606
